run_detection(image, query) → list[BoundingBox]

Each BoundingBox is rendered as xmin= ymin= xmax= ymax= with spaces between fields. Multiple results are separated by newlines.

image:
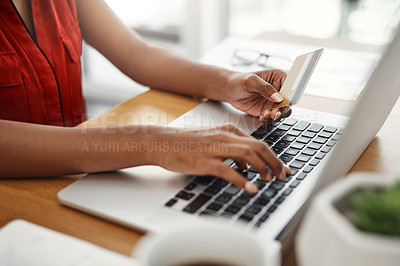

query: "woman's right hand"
xmin=147 ymin=124 xmax=290 ymax=193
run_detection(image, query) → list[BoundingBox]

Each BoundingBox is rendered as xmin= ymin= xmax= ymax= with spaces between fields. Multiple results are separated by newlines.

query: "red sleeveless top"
xmin=0 ymin=0 xmax=85 ymax=127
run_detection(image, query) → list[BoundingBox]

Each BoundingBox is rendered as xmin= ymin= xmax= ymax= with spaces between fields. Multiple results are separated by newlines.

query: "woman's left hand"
xmin=223 ymin=69 xmax=291 ymax=123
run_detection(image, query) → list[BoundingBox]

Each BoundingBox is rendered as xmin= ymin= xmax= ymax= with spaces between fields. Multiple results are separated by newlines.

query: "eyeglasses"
xmin=231 ymin=49 xmax=293 ymax=71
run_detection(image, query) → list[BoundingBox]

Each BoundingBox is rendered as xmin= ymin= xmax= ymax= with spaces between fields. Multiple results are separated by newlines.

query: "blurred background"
xmin=83 ymin=0 xmax=400 ymax=118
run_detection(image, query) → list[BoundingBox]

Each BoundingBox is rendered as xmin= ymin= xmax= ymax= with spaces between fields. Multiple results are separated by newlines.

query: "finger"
xmin=281 ymin=107 xmax=292 ymax=119
xmin=213 ymin=134 xmax=286 ymax=181
xmin=206 ymin=160 xmax=258 ymax=193
xmin=259 ymin=109 xmax=272 ymax=123
xmin=213 ymin=144 xmax=269 ymax=180
xmin=234 ymin=159 xmax=248 ymax=171
xmin=246 ymin=140 xmax=286 ymax=181
xmin=260 ymin=107 xmax=286 ymax=121
xmin=248 ymin=75 xmax=283 ymax=103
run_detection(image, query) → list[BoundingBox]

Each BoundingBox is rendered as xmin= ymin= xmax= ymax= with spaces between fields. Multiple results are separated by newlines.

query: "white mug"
xmin=133 ymin=220 xmax=281 ymax=266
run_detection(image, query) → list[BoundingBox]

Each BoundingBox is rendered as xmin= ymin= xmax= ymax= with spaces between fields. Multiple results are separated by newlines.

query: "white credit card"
xmin=273 ymin=48 xmax=323 ymax=108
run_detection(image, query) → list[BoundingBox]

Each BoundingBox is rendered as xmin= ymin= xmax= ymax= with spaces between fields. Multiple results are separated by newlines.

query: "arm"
xmin=0 ymin=120 xmax=289 ymax=192
xmin=76 ymin=0 xmax=288 ymax=121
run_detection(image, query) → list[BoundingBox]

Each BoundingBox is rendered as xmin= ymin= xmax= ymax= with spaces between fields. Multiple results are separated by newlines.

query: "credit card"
xmin=273 ymin=48 xmax=323 ymax=108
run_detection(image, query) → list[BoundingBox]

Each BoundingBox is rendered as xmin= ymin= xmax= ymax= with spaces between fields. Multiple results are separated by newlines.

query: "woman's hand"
xmin=148 ymin=124 xmax=290 ymax=193
xmin=222 ymin=70 xmax=291 ymax=123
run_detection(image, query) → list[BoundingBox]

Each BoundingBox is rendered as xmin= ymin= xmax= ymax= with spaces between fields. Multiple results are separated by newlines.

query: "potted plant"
xmin=296 ymin=172 xmax=400 ymax=266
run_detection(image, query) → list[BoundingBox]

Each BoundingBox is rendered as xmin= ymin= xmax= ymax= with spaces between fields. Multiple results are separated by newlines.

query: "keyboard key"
xmin=238 ymin=214 xmax=254 ymax=223
xmin=296 ymin=154 xmax=311 ymax=162
xmin=277 ymin=124 xmax=291 ymax=131
xmin=253 ymin=181 xmax=266 ymax=190
xmin=260 ymin=188 xmax=277 ymax=200
xmin=270 ymin=181 xmax=285 ymax=191
xmin=293 ymin=121 xmax=311 ymax=131
xmin=212 ymin=179 xmax=229 ymax=189
xmin=274 ymin=140 xmax=291 ymax=148
xmin=206 ymin=203 xmax=223 ymax=212
xmin=283 ymin=188 xmax=293 ymax=196
xmin=303 ymin=165 xmax=314 ymax=173
xmin=302 ymin=148 xmax=317 ymax=156
xmin=221 ymin=211 xmax=235 ymax=217
xmin=284 ymin=148 xmax=300 ymax=156
xmin=165 ymin=199 xmax=177 ymax=207
xmin=270 ymin=129 xmax=286 ymax=137
xmin=318 ymin=131 xmax=333 ymax=138
xmin=254 ymin=197 xmax=269 ymax=206
xmin=279 ymin=154 xmax=293 ymax=163
xmin=251 ymin=124 xmax=270 ymax=139
xmin=337 ymin=128 xmax=345 ymax=135
xmin=290 ymin=180 xmax=300 ymax=188
xmin=327 ymin=140 xmax=337 ymax=147
xmin=215 ymin=193 xmax=232 ymax=204
xmin=185 ymin=183 xmax=197 ymax=191
xmin=308 ymin=142 xmax=323 ymax=150
xmin=309 ymin=159 xmax=320 ymax=166
xmin=281 ymin=135 xmax=296 ymax=142
xmin=289 ymin=168 xmax=299 ymax=176
xmin=239 ymin=192 xmax=257 ymax=200
xmin=283 ymin=118 xmax=297 ymax=126
xmin=272 ymin=146 xmax=284 ymax=155
xmin=302 ymin=131 xmax=316 ymax=138
xmin=265 ymin=141 xmax=274 ymax=146
xmin=259 ymin=213 xmax=270 ymax=222
xmin=264 ymin=135 xmax=280 ymax=142
xmin=316 ymin=152 xmax=326 ymax=160
xmin=233 ymin=197 xmax=250 ymax=207
xmin=313 ymin=137 xmax=328 ymax=144
xmin=246 ymin=206 xmax=262 ymax=215
xmin=176 ymin=191 xmax=195 ymax=200
xmin=194 ymin=176 xmax=214 ymax=185
xmin=242 ymin=171 xmax=257 ymax=181
xmin=291 ymin=142 xmax=305 ymax=150
xmin=308 ymin=123 xmax=324 ymax=133
xmin=267 ymin=205 xmax=278 ymax=213
xmin=204 ymin=186 xmax=221 ymax=195
xmin=199 ymin=211 xmax=214 ymax=216
xmin=296 ymin=137 xmax=311 ymax=144
xmin=287 ymin=130 xmax=302 ymax=137
xmin=321 ymin=146 xmax=331 ymax=153
xmin=290 ymin=160 xmax=305 ymax=169
xmin=323 ymin=126 xmax=338 ymax=133
xmin=283 ymin=175 xmax=293 ymax=183
xmin=276 ymin=196 xmax=285 ymax=204
xmin=225 ymin=205 xmax=241 ymax=214
xmin=332 ymin=133 xmax=341 ymax=141
xmin=296 ymin=173 xmax=307 ymax=180
xmin=183 ymin=194 xmax=212 ymax=213
xmin=224 ymin=185 xmax=241 ymax=195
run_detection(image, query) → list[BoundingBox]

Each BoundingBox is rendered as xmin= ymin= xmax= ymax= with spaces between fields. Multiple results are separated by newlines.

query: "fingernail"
xmin=271 ymin=92 xmax=283 ymax=102
xmin=245 ymin=182 xmax=258 ymax=194
xmin=274 ymin=111 xmax=281 ymax=121
xmin=262 ymin=109 xmax=270 ymax=117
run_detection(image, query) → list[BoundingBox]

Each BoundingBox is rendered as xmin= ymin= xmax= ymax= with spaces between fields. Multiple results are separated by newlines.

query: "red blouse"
xmin=0 ymin=0 xmax=86 ymax=127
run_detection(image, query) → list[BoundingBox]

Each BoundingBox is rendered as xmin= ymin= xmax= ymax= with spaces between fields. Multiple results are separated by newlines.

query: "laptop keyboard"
xmin=164 ymin=117 xmax=343 ymax=228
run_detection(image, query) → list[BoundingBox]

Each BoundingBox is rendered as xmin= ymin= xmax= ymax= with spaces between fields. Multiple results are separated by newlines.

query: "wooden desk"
xmin=1 ymin=89 xmax=400 ymax=265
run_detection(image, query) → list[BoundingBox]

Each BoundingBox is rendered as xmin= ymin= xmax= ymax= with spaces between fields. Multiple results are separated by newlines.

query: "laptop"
xmin=58 ymin=25 xmax=400 ymax=243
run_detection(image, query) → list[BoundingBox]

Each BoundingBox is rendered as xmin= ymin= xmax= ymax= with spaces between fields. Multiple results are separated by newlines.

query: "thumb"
xmin=251 ymin=75 xmax=284 ymax=103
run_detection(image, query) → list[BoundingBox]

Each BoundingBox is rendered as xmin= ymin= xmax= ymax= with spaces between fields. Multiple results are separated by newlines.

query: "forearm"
xmin=0 ymin=120 xmax=155 ymax=178
xmin=77 ymin=0 xmax=234 ymax=101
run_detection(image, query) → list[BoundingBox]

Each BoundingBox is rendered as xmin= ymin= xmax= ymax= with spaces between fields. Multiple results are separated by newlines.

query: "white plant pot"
xmin=296 ymin=172 xmax=400 ymax=266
